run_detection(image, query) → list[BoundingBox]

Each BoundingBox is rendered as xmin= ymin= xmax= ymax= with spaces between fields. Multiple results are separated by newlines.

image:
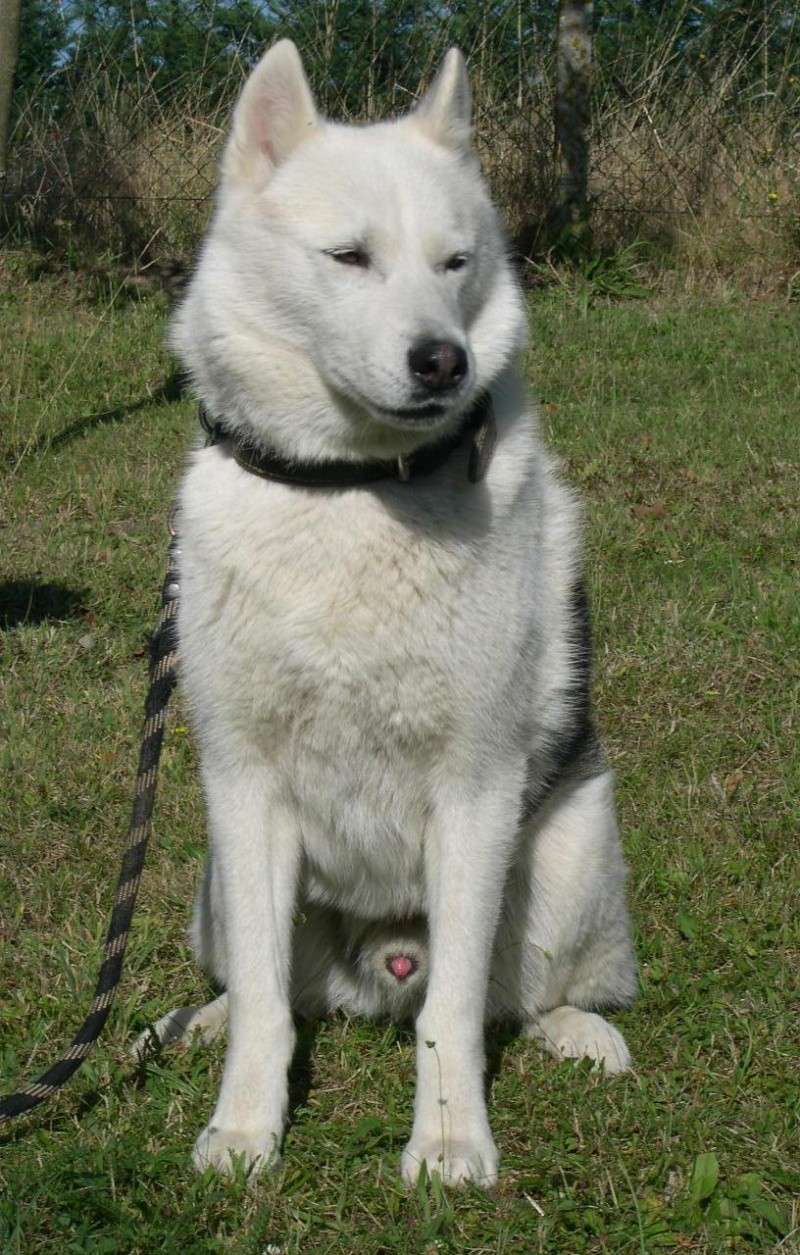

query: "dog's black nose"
xmin=408 ymin=340 xmax=468 ymax=392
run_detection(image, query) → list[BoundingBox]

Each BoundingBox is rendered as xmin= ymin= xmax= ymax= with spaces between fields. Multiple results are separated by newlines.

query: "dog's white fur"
xmin=142 ymin=41 xmax=637 ymax=1187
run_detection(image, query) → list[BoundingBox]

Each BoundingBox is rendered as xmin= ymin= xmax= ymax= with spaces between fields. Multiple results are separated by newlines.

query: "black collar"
xmin=199 ymin=395 xmax=496 ymax=488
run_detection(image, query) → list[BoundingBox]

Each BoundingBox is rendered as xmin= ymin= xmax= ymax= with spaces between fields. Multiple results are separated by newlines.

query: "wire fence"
xmin=3 ymin=1 xmax=799 ymax=285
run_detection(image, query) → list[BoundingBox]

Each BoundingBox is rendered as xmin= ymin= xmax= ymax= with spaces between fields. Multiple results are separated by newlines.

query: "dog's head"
xmin=175 ymin=41 xmax=526 ymax=460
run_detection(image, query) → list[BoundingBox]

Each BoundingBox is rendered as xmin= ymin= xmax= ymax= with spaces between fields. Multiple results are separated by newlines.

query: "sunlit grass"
xmin=1 ymin=275 xmax=798 ymax=1252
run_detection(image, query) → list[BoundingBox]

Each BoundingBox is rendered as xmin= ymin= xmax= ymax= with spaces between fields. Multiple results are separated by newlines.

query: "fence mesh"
xmin=4 ymin=1 xmax=799 ymax=282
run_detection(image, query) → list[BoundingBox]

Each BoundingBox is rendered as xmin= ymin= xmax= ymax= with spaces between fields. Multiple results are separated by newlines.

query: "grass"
xmin=1 ymin=267 xmax=799 ymax=1252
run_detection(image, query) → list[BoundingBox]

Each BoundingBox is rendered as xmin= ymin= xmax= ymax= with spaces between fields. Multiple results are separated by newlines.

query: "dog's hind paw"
xmin=130 ymin=994 xmax=228 ymax=1059
xmin=529 ymin=1005 xmax=632 ymax=1074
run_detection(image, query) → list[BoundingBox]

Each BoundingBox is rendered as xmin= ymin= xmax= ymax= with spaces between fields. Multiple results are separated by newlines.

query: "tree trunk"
xmin=553 ymin=0 xmax=593 ymax=246
xmin=0 ymin=0 xmax=22 ymax=181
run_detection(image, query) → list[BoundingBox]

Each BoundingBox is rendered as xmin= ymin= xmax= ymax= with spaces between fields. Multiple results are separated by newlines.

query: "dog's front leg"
xmin=402 ymin=769 xmax=522 ymax=1188
xmin=193 ymin=762 xmax=299 ymax=1177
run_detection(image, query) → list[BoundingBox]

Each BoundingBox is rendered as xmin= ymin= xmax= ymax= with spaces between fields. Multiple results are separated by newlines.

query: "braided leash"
xmin=0 ymin=522 xmax=180 ymax=1125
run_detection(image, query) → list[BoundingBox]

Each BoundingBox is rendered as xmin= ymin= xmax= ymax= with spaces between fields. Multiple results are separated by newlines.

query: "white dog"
xmin=141 ymin=39 xmax=637 ymax=1187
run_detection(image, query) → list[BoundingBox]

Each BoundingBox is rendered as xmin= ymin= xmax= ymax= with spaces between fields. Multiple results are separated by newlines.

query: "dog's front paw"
xmin=401 ymin=1133 xmax=499 ymax=1188
xmin=192 ymin=1123 xmax=282 ymax=1177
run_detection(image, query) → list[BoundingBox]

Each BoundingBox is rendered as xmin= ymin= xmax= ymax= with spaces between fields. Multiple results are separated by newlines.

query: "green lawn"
xmin=1 ymin=268 xmax=798 ymax=1253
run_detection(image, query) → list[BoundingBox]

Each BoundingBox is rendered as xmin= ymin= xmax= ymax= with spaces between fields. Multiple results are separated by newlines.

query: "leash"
xmin=0 ymin=519 xmax=180 ymax=1125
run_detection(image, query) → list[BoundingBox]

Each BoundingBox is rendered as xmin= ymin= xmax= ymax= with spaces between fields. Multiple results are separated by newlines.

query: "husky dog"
xmin=142 ymin=40 xmax=637 ymax=1187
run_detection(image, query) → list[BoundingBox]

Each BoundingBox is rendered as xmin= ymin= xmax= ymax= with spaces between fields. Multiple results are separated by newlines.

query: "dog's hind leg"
xmin=132 ymin=994 xmax=229 ymax=1059
xmin=492 ymin=769 xmax=637 ymax=1073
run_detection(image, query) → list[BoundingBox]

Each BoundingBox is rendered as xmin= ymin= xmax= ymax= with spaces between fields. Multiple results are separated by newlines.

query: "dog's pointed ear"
xmin=223 ymin=40 xmax=318 ymax=186
xmin=413 ymin=49 xmax=472 ymax=151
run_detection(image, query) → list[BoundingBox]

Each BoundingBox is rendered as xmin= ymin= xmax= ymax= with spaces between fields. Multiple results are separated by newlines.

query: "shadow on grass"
xmin=288 ymin=1019 xmax=321 ymax=1121
xmin=0 ymin=580 xmax=88 ymax=630
xmin=5 ymin=369 xmax=187 ymax=469
xmin=486 ymin=1021 xmax=523 ymax=1099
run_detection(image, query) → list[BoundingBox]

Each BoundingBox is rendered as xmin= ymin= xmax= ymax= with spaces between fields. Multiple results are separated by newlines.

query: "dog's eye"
xmin=326 ymin=247 xmax=370 ymax=269
xmin=444 ymin=253 xmax=468 ymax=272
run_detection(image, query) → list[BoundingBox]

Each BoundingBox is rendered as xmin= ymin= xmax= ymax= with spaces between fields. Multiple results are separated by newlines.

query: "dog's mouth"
xmin=372 ymin=401 xmax=447 ymax=423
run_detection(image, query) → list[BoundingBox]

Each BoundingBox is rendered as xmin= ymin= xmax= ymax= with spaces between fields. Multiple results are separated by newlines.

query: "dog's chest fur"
xmin=178 ymin=443 xmax=542 ymax=918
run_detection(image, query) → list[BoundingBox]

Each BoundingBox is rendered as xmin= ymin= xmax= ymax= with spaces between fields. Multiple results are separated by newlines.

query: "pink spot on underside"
xmin=387 ymin=954 xmax=415 ymax=981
